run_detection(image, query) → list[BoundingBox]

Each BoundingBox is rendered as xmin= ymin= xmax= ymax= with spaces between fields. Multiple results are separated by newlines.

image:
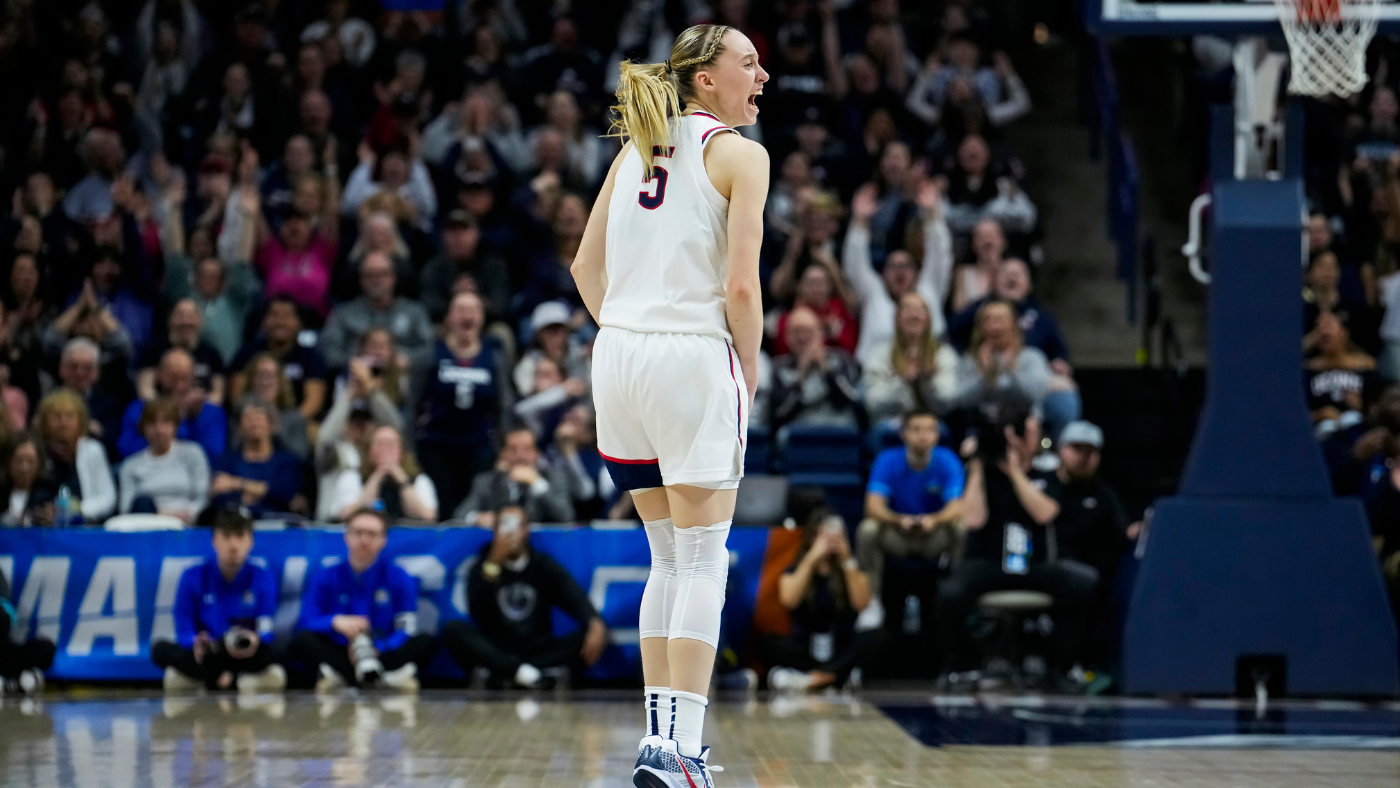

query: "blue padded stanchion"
xmin=1122 ymin=105 xmax=1399 ymax=696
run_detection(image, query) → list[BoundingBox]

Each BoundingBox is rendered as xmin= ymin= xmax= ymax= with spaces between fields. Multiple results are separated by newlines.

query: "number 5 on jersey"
xmin=639 ymin=145 xmax=675 ymax=209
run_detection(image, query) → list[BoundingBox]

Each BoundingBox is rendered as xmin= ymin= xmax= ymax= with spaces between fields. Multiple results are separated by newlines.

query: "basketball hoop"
xmin=1273 ymin=0 xmax=1380 ymax=96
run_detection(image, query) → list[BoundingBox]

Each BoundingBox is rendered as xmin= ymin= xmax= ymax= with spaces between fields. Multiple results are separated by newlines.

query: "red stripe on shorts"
xmin=599 ymin=452 xmax=659 ymax=465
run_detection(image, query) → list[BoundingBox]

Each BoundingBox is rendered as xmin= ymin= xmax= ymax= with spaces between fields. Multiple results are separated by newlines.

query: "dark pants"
xmin=0 ymin=613 xmax=56 ymax=679
xmin=418 ymin=441 xmax=494 ymax=518
xmin=755 ymin=629 xmax=887 ymax=686
xmin=938 ymin=558 xmax=1099 ymax=673
xmin=440 ymin=620 xmax=583 ymax=681
xmin=151 ymin=640 xmax=286 ymax=689
xmin=288 ymin=631 xmax=437 ymax=685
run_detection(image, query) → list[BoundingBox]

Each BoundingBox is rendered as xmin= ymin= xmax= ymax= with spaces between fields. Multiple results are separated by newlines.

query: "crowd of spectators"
xmin=0 ymin=0 xmax=1139 ymax=693
xmin=1272 ymin=54 xmax=1400 ymax=610
xmin=0 ymin=0 xmax=1076 ymax=529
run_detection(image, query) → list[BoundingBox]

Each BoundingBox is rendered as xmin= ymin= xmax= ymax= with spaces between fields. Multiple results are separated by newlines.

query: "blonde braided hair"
xmin=609 ymin=24 xmax=733 ymax=178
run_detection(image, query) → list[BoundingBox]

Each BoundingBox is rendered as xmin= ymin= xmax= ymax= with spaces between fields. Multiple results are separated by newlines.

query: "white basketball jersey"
xmin=600 ymin=112 xmax=738 ymax=341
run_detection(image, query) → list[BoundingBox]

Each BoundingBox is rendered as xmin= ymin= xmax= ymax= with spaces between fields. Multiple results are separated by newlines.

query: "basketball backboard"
xmin=1088 ymin=0 xmax=1400 ymax=36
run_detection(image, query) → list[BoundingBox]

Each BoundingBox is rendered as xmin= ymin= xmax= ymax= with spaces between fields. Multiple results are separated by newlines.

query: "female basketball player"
xmin=571 ymin=23 xmax=768 ymax=788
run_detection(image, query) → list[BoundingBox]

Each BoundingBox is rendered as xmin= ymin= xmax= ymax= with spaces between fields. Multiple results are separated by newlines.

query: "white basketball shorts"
xmin=592 ymin=326 xmax=748 ymax=490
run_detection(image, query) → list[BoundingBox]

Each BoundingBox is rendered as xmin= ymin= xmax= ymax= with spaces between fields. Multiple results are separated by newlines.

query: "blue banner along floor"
xmin=0 ymin=526 xmax=772 ymax=681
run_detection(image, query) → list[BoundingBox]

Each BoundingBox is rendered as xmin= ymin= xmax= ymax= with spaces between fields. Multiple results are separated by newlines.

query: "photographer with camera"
xmin=290 ymin=508 xmax=435 ymax=692
xmin=152 ymin=511 xmax=286 ymax=693
xmin=440 ymin=504 xmax=608 ymax=688
xmin=937 ymin=392 xmax=1098 ymax=690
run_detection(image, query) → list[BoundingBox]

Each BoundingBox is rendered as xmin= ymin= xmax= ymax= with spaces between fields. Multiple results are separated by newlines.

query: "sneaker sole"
xmin=633 ymin=767 xmax=678 ymax=788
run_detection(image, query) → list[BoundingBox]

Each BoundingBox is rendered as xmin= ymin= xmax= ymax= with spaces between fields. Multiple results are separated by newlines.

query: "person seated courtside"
xmin=761 ymin=495 xmax=884 ymax=693
xmin=289 ymin=508 xmax=435 ymax=692
xmin=855 ymin=409 xmax=965 ymax=623
xmin=937 ymin=392 xmax=1098 ymax=691
xmin=1 ymin=563 xmax=56 ymax=696
xmin=440 ymin=504 xmax=608 ymax=688
xmin=152 ymin=511 xmax=286 ymax=693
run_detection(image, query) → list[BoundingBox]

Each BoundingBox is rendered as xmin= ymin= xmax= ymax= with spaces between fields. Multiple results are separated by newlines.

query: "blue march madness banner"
xmin=0 ymin=526 xmax=772 ymax=681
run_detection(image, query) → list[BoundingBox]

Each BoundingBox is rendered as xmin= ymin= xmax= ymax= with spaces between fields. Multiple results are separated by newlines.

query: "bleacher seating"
xmin=784 ymin=425 xmax=862 ymax=474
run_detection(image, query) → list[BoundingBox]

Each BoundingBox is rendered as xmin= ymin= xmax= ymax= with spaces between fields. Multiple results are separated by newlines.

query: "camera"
xmin=224 ymin=628 xmax=256 ymax=653
xmin=971 ymin=391 xmax=1034 ymax=464
xmin=351 ymin=633 xmax=384 ymax=686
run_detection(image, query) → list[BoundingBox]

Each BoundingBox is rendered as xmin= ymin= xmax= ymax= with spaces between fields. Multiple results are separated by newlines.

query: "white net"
xmin=1273 ymin=0 xmax=1381 ymax=96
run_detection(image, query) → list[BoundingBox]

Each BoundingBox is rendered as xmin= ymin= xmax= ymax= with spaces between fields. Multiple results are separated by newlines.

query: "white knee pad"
xmin=668 ymin=520 xmax=731 ymax=649
xmin=638 ymin=518 xmax=676 ymax=640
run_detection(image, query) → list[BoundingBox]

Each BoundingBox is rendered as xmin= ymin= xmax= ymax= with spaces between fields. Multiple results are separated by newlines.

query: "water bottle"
xmin=902 ymin=595 xmax=921 ymax=635
xmin=54 ymin=486 xmax=71 ymax=528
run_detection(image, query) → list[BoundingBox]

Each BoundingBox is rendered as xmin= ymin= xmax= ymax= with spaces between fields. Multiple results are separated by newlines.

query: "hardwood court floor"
xmin=1 ymin=691 xmax=1398 ymax=787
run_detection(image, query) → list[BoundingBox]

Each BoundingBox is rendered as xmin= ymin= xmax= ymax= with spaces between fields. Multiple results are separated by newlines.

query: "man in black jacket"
xmin=441 ymin=504 xmax=608 ymax=688
xmin=1053 ymin=421 xmax=1136 ymax=673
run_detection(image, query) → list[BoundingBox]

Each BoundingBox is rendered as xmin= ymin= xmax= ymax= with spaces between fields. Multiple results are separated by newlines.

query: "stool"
xmin=976 ymin=590 xmax=1054 ymax=690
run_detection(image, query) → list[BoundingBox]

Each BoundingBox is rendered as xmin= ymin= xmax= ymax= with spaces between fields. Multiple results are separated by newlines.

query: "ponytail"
xmin=608 ymin=24 xmax=733 ymax=179
xmin=609 ymin=61 xmax=680 ymax=179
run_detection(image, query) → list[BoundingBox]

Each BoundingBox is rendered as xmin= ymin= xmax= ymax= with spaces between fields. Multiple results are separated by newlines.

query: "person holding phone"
xmin=760 ymin=497 xmax=882 ymax=693
xmin=938 ymin=391 xmax=1097 ymax=692
xmin=440 ymin=504 xmax=608 ymax=688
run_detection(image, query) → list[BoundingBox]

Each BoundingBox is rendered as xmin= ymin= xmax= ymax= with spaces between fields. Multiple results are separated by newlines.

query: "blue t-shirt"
xmin=173 ymin=559 xmax=278 ymax=648
xmin=300 ymin=557 xmax=419 ymax=651
xmin=866 ymin=446 xmax=966 ymax=516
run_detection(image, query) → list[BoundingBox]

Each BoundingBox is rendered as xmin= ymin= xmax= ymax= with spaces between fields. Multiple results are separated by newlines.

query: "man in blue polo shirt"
xmin=289 ymin=508 xmax=435 ymax=692
xmin=855 ymin=409 xmax=966 ymax=620
xmin=153 ymin=511 xmax=286 ymax=693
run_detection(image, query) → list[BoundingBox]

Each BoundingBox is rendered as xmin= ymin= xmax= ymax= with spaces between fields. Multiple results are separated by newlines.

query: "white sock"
xmin=639 ymin=518 xmax=676 ymax=639
xmin=644 ymin=685 xmax=672 ymax=738
xmin=669 ymin=521 xmax=731 ymax=649
xmin=514 ymin=663 xmax=541 ymax=688
xmin=671 ymin=689 xmax=708 ymax=758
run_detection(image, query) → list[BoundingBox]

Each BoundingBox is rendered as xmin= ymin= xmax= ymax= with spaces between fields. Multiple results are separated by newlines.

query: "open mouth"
xmin=748 ymin=89 xmax=762 ymax=109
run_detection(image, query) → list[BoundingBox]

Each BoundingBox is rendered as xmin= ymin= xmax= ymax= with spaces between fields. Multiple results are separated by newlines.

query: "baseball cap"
xmin=530 ymin=301 xmax=572 ymax=333
xmin=1059 ymin=420 xmax=1104 ymax=448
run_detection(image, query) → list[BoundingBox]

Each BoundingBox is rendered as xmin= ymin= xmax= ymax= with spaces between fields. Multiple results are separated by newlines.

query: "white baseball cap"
xmin=1058 ymin=420 xmax=1103 ymax=448
xmin=530 ymin=301 xmax=572 ymax=333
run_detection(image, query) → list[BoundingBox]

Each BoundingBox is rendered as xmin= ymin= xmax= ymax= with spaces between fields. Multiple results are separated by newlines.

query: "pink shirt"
xmin=256 ymin=234 xmax=337 ymax=317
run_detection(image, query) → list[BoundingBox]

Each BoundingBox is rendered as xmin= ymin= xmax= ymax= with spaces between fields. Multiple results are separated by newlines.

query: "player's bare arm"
xmin=707 ymin=132 xmax=768 ymax=406
xmin=572 ymin=142 xmax=631 ymax=323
